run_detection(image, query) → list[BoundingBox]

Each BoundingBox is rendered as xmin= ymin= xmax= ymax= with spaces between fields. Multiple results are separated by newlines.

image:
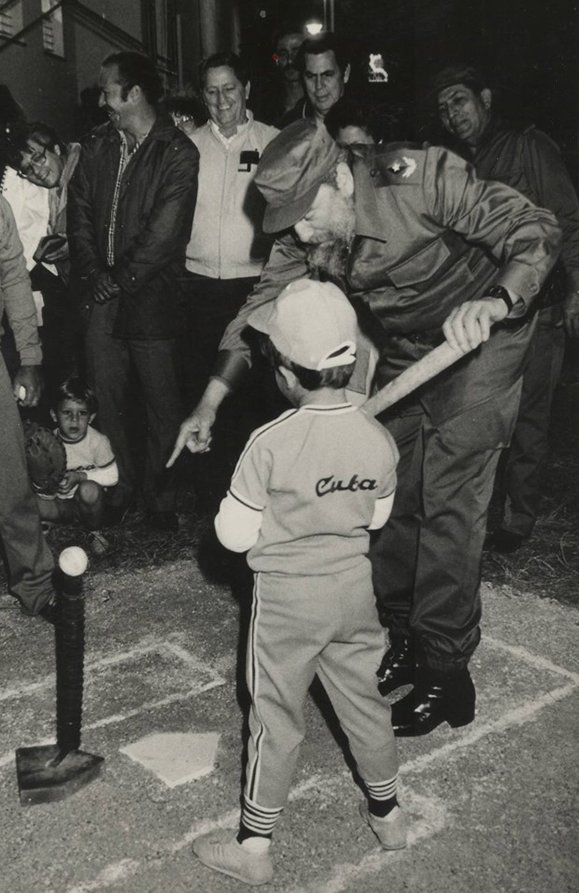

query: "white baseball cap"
xmin=248 ymin=279 xmax=357 ymax=371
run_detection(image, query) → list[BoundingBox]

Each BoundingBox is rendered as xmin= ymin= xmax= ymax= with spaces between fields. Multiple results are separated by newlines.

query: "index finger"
xmin=166 ymin=436 xmax=186 ymax=468
xmin=166 ymin=423 xmax=200 ymax=467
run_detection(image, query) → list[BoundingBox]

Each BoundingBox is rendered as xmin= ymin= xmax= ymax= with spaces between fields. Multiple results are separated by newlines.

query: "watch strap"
xmin=485 ymin=285 xmax=513 ymax=311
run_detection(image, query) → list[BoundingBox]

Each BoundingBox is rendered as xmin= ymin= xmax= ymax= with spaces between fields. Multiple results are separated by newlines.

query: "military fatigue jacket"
xmin=443 ymin=117 xmax=579 ymax=304
xmin=216 ymin=145 xmax=561 ymax=413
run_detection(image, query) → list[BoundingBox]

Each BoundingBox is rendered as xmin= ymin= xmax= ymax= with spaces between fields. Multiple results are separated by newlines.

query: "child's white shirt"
xmin=55 ymin=425 xmax=118 ymax=499
xmin=214 ymin=403 xmax=398 ymax=573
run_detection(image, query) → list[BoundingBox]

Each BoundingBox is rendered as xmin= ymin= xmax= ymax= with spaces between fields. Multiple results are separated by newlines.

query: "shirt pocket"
xmin=387 ymin=235 xmax=472 ymax=293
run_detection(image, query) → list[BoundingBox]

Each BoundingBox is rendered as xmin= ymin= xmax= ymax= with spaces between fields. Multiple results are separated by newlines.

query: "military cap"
xmin=429 ymin=65 xmax=488 ymax=103
xmin=254 ymin=119 xmax=342 ymax=233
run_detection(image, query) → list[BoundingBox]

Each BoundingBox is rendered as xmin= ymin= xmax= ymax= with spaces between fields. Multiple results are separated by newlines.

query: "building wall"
xmin=198 ymin=0 xmax=242 ymax=59
xmin=73 ymin=0 xmax=143 ymax=95
xmin=0 ymin=0 xmax=266 ymax=139
xmin=0 ymin=0 xmax=79 ymax=138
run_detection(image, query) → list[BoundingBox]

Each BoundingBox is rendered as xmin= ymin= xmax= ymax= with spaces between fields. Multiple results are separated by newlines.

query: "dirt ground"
xmin=1 ymin=351 xmax=578 ymax=893
xmin=1 ymin=558 xmax=577 ymax=892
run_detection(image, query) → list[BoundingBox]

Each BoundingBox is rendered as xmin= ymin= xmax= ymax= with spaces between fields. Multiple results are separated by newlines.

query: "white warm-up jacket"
xmin=185 ymin=113 xmax=279 ymax=280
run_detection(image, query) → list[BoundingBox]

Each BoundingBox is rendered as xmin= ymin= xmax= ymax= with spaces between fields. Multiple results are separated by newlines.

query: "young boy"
xmin=192 ymin=279 xmax=405 ymax=886
xmin=34 ymin=376 xmax=118 ymax=555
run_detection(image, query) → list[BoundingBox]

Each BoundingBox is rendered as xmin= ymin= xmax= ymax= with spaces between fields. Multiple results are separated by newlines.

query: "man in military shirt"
xmin=433 ymin=64 xmax=579 ymax=553
xmin=169 ymin=121 xmax=561 ymax=736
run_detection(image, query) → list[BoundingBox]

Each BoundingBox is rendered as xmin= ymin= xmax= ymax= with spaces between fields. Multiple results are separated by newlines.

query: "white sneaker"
xmin=359 ymin=801 xmax=407 ymax=850
xmin=193 ymin=831 xmax=273 ymax=886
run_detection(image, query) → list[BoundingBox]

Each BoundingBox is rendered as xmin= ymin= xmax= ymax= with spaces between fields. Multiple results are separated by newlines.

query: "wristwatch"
xmin=485 ymin=285 xmax=513 ymax=311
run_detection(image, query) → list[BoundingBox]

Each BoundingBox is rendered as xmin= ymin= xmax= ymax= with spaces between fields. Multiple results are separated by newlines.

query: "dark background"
xmin=239 ymin=0 xmax=578 ymax=177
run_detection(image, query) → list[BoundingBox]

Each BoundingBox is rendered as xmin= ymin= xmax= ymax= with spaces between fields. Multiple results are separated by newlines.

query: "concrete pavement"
xmin=1 ymin=555 xmax=577 ymax=893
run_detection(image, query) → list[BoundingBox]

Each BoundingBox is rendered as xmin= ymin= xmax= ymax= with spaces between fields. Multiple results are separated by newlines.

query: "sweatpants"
xmin=243 ymin=562 xmax=399 ymax=815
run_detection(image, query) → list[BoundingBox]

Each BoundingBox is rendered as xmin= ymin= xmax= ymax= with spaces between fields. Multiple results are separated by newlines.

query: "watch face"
xmin=488 ymin=286 xmax=512 ymax=310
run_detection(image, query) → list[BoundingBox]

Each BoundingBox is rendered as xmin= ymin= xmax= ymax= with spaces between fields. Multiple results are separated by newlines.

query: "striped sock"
xmin=366 ymin=773 xmax=398 ymax=818
xmin=237 ymin=796 xmax=284 ymax=843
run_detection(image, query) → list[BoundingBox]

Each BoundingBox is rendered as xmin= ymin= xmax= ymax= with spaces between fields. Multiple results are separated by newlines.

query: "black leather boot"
xmin=376 ymin=636 xmax=415 ymax=696
xmin=391 ymin=668 xmax=475 ymax=736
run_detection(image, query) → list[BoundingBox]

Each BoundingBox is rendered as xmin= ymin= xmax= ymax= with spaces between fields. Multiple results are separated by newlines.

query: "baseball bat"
xmin=363 ymin=340 xmax=466 ymax=417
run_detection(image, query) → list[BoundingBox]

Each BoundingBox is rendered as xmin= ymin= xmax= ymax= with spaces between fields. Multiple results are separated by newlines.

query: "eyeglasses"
xmin=171 ymin=110 xmax=196 ymax=125
xmin=273 ymin=50 xmax=299 ymax=68
xmin=18 ymin=145 xmax=49 ymax=176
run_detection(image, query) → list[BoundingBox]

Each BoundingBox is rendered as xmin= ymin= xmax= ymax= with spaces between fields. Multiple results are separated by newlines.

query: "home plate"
xmin=120 ymin=732 xmax=220 ymax=787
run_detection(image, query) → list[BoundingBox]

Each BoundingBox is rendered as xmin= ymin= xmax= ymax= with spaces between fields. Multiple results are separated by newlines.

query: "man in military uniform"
xmin=433 ymin=65 xmax=579 ymax=553
xmin=169 ymin=121 xmax=561 ymax=736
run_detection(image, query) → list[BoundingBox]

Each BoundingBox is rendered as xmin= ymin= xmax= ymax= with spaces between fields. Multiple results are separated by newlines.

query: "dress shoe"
xmin=484 ymin=528 xmax=525 ymax=554
xmin=377 ymin=636 xmax=415 ymax=695
xmin=392 ymin=668 xmax=475 ymax=736
xmin=147 ymin=510 xmax=179 ymax=533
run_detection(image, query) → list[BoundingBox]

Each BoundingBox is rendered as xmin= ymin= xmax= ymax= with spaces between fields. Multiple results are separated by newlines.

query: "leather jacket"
xmin=68 ymin=114 xmax=199 ymax=339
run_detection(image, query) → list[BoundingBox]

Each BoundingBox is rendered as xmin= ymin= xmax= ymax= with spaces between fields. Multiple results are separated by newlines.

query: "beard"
xmin=304 ymin=201 xmax=356 ymax=289
xmin=305 ymin=238 xmax=352 ymax=289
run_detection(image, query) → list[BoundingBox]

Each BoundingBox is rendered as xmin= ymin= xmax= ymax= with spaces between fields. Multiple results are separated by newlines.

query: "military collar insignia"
xmin=388 ymin=155 xmax=417 ymax=178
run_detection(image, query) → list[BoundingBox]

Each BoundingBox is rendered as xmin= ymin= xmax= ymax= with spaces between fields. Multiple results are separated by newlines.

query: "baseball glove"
xmin=23 ymin=421 xmax=67 ymax=497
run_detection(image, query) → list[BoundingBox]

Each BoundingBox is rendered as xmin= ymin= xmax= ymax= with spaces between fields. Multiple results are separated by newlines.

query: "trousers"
xmin=495 ymin=309 xmax=566 ymax=537
xmin=179 ymin=274 xmax=259 ymax=407
xmin=371 ymin=378 xmax=522 ymax=672
xmin=179 ymin=274 xmax=273 ymax=507
xmin=244 ymin=565 xmax=398 ymax=810
xmin=85 ymin=304 xmax=182 ymax=512
xmin=0 ymin=358 xmax=54 ymax=614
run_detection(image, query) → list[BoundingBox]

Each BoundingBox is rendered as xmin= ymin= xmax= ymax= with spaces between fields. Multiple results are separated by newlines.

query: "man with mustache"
xmin=258 ymin=23 xmax=305 ymax=127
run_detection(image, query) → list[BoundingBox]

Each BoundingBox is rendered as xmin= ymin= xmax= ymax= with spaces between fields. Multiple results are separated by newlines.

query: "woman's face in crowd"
xmin=19 ymin=138 xmax=64 ymax=188
xmin=203 ymin=65 xmax=249 ymax=137
xmin=170 ymin=112 xmax=197 ymax=139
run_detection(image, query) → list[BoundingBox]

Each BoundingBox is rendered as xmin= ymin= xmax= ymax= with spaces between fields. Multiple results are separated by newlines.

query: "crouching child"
xmin=35 ymin=376 xmax=118 ymax=555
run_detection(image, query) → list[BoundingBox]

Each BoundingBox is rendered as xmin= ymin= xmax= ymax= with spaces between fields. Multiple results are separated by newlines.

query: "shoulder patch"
xmin=388 ymin=155 xmax=417 ymax=178
xmin=370 ymin=147 xmax=425 ymax=185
